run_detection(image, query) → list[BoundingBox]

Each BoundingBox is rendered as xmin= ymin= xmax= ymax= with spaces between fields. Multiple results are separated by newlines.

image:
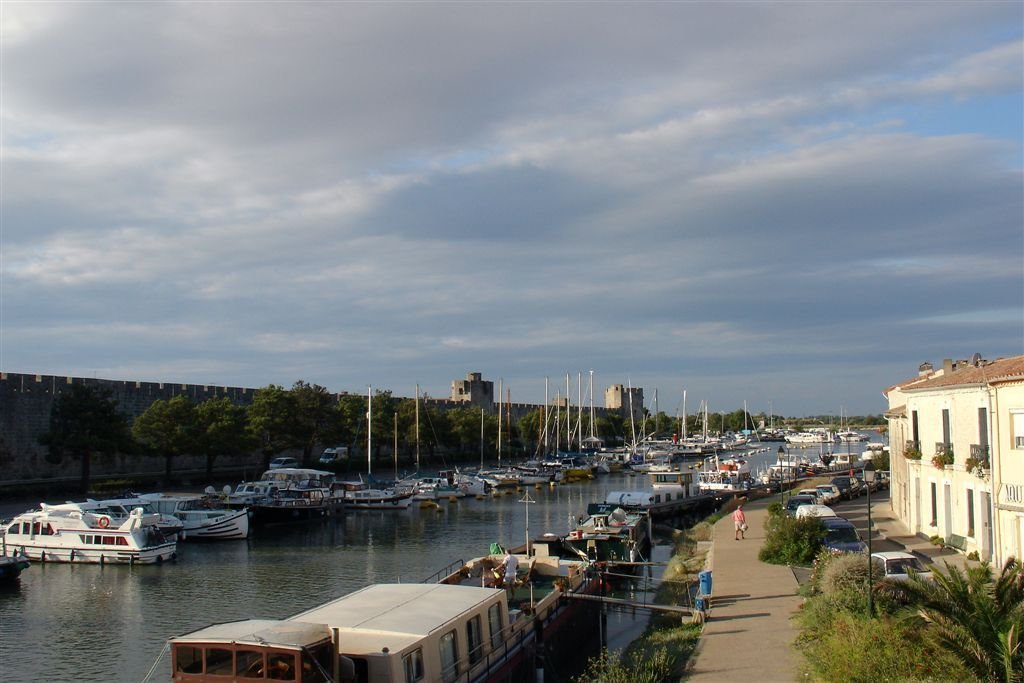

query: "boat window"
xmin=117 ymin=537 xmax=129 ymax=546
xmin=266 ymin=652 xmax=296 ymax=680
xmin=467 ymin=615 xmax=483 ymax=665
xmin=44 ymin=524 xmax=55 ymax=535
xmin=175 ymin=645 xmax=204 ymax=674
xmin=402 ymin=648 xmax=424 ymax=682
xmin=236 ymin=649 xmax=264 ymax=678
xmin=32 ymin=522 xmax=42 ymax=535
xmin=439 ymin=630 xmax=459 ymax=683
xmin=6 ymin=524 xmax=18 ymax=535
xmin=488 ymin=604 xmax=503 ymax=649
xmin=301 ymin=645 xmax=332 ymax=683
xmin=206 ymin=648 xmax=233 ymax=675
xmin=21 ymin=522 xmax=30 ymax=534
xmin=102 ymin=536 xmax=116 ymax=545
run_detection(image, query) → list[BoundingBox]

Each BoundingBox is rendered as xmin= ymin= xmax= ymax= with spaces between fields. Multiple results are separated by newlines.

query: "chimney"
xmin=943 ymin=358 xmax=954 ymax=374
xmin=918 ymin=361 xmax=933 ymax=377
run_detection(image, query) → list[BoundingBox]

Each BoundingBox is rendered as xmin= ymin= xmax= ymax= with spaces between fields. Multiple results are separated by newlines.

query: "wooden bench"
xmin=945 ymin=534 xmax=967 ymax=551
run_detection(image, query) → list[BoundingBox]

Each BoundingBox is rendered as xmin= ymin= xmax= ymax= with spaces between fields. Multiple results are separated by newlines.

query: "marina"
xmin=0 ymin=439 xmax=880 ymax=682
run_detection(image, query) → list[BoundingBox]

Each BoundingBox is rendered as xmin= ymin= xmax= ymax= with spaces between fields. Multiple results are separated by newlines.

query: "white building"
xmin=885 ymin=354 xmax=1024 ymax=567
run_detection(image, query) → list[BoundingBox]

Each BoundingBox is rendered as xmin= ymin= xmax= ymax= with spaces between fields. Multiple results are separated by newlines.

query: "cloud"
xmin=1 ymin=1 xmax=1021 ymax=415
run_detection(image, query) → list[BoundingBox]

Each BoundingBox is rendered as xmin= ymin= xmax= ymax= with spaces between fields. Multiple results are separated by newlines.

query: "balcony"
xmin=932 ymin=442 xmax=954 ymax=468
xmin=934 ymin=442 xmax=952 ymax=457
xmin=967 ymin=444 xmax=990 ymax=472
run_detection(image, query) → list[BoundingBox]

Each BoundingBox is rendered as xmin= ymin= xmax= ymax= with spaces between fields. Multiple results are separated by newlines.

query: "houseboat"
xmin=604 ymin=467 xmax=712 ymax=519
xmin=246 ymin=468 xmax=347 ymax=525
xmin=2 ymin=505 xmax=177 ymax=564
xmin=169 ymin=548 xmax=600 ymax=683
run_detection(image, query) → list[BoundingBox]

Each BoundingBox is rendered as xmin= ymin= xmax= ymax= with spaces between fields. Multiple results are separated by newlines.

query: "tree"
xmin=39 ymin=383 xmax=133 ymax=492
xmin=246 ymin=385 xmax=297 ymax=469
xmin=132 ymin=395 xmax=197 ymax=481
xmin=290 ymin=381 xmax=337 ymax=465
xmin=888 ymin=558 xmax=1024 ymax=681
xmin=195 ymin=397 xmax=253 ymax=481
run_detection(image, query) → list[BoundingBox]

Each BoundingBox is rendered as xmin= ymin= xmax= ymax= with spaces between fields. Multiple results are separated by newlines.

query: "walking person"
xmin=733 ymin=503 xmax=747 ymax=540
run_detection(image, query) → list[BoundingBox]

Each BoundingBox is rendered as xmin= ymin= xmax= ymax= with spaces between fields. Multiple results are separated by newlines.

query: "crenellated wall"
xmin=0 ymin=372 xmax=621 ymax=485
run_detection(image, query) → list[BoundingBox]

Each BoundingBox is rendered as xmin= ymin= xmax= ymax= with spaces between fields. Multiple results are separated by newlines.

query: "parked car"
xmin=268 ymin=456 xmax=300 ymax=470
xmin=821 ymin=517 xmax=867 ymax=553
xmin=815 ymin=484 xmax=842 ymax=505
xmin=875 ymin=470 xmax=891 ymax=490
xmin=785 ymin=494 xmax=819 ymax=516
xmin=830 ymin=476 xmax=862 ymax=500
xmin=319 ymin=446 xmax=349 ymax=465
xmin=871 ymin=551 xmax=933 ymax=581
xmin=797 ymin=488 xmax=824 ymax=504
xmin=795 ymin=504 xmax=837 ymax=519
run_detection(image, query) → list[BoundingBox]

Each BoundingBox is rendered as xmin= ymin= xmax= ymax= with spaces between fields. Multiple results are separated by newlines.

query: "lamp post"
xmin=863 ymin=461 xmax=876 ymax=617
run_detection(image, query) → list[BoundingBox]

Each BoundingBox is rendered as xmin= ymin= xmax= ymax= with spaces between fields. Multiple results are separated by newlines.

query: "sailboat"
xmin=337 ymin=386 xmax=414 ymax=510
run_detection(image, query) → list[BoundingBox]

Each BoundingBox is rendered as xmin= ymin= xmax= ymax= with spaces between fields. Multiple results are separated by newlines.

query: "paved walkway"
xmin=685 ymin=498 xmax=801 ymax=682
xmin=684 ymin=489 xmax=973 ymax=682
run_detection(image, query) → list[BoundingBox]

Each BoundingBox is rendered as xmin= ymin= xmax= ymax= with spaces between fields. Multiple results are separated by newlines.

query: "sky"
xmin=1 ymin=1 xmax=1022 ymax=418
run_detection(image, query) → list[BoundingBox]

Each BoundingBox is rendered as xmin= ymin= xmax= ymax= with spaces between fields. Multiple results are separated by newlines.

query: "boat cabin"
xmin=170 ymin=584 xmax=523 ymax=683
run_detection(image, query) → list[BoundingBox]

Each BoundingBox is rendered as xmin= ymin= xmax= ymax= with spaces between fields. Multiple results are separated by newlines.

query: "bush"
xmin=797 ymin=611 xmax=971 ymax=682
xmin=572 ymin=647 xmax=676 ymax=683
xmin=758 ymin=510 xmax=825 ymax=566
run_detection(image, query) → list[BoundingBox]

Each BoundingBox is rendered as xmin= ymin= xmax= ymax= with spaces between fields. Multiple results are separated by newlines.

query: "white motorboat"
xmin=2 ymin=505 xmax=177 ymax=564
xmin=137 ymin=491 xmax=250 ymax=541
xmin=336 ymin=476 xmax=414 ymax=510
xmin=42 ymin=496 xmax=184 ymax=540
xmin=697 ymin=456 xmax=753 ymax=493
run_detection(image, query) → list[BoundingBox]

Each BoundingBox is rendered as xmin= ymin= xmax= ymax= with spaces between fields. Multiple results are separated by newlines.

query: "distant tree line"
xmin=38 ymin=382 xmax=631 ymax=492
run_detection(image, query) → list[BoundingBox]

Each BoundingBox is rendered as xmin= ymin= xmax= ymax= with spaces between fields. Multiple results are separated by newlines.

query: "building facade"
xmin=885 ymin=354 xmax=1024 ymax=567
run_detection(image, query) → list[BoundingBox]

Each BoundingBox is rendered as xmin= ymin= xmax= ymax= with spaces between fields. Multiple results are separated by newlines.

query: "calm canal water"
xmin=0 ymin=471 xmax=660 ymax=682
xmin=0 ymin=440 xmax=876 ymax=682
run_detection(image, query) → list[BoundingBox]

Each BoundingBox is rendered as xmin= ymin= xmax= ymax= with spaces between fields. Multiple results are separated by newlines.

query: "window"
xmin=930 ymin=482 xmax=938 ymax=527
xmin=488 ymin=604 xmax=503 ymax=650
xmin=206 ymin=648 xmax=233 ymax=675
xmin=978 ymin=408 xmax=988 ymax=447
xmin=467 ymin=615 xmax=484 ymax=665
xmin=267 ymin=653 xmax=296 ymax=680
xmin=942 ymin=409 xmax=951 ymax=446
xmin=403 ymin=648 xmax=424 ymax=683
xmin=912 ymin=410 xmax=919 ymax=444
xmin=6 ymin=524 xmax=18 ymax=535
xmin=236 ymin=650 xmax=263 ymax=678
xmin=967 ymin=489 xmax=975 ymax=537
xmin=1013 ymin=410 xmax=1024 ymax=449
xmin=439 ymin=630 xmax=459 ymax=683
xmin=175 ymin=646 xmax=204 ymax=674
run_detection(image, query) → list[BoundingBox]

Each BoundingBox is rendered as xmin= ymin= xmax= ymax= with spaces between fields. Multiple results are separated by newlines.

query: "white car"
xmin=871 ymin=551 xmax=933 ymax=581
xmin=795 ymin=504 xmax=837 ymax=519
xmin=268 ymin=456 xmax=300 ymax=470
xmin=797 ymin=489 xmax=824 ymax=504
xmin=815 ymin=484 xmax=842 ymax=505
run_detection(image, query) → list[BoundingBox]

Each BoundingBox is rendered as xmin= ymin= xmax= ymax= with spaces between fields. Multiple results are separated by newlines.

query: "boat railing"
xmin=453 ymin=618 xmax=535 ymax=683
xmin=422 ymin=558 xmax=467 ymax=584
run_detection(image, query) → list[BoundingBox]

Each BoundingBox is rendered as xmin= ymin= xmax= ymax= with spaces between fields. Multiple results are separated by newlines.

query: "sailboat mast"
xmin=415 ymin=384 xmax=421 ymax=472
xmin=682 ymin=389 xmax=687 ymax=441
xmin=367 ymin=385 xmax=372 ymax=477
xmin=589 ymin=370 xmax=595 ymax=440
xmin=497 ymin=378 xmax=503 ymax=467
xmin=577 ymin=372 xmax=582 ymax=450
xmin=544 ymin=377 xmax=549 ymax=456
xmin=566 ymin=373 xmax=571 ymax=450
xmin=393 ymin=413 xmax=398 ymax=481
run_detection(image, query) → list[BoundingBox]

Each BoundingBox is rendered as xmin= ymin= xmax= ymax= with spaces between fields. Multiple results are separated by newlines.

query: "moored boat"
xmin=2 ymin=505 xmax=177 ymax=564
xmin=0 ymin=551 xmax=31 ymax=581
xmin=137 ymin=491 xmax=250 ymax=541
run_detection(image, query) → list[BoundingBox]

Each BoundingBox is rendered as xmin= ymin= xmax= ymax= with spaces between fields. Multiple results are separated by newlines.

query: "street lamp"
xmin=863 ymin=461 xmax=876 ymax=617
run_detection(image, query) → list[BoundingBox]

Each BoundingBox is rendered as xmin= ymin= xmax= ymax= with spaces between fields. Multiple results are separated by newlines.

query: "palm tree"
xmin=888 ymin=558 xmax=1023 ymax=682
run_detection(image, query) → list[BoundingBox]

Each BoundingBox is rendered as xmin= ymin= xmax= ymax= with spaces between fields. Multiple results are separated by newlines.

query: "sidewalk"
xmin=684 ymin=490 xmax=974 ymax=682
xmin=685 ymin=498 xmax=801 ymax=682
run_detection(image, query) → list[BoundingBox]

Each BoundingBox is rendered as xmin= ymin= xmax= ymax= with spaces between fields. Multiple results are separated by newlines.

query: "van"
xmin=319 ymin=446 xmax=349 ymax=465
xmin=821 ymin=517 xmax=867 ymax=553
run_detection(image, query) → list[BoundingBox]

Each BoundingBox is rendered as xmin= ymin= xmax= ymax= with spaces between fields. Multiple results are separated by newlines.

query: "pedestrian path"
xmin=685 ymin=499 xmax=802 ymax=682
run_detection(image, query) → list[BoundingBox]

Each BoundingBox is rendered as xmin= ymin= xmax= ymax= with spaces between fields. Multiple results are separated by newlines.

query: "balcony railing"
xmin=968 ymin=444 xmax=990 ymax=470
xmin=934 ymin=442 xmax=952 ymax=456
xmin=905 ymin=440 xmax=920 ymax=452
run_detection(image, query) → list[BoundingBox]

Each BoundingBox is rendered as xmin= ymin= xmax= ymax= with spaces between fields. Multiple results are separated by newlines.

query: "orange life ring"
xmin=98 ymin=516 xmax=110 ymax=528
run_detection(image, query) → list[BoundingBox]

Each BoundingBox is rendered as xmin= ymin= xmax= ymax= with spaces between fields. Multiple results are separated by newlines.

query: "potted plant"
xmin=904 ymin=446 xmax=923 ymax=460
xmin=932 ymin=450 xmax=954 ymax=469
